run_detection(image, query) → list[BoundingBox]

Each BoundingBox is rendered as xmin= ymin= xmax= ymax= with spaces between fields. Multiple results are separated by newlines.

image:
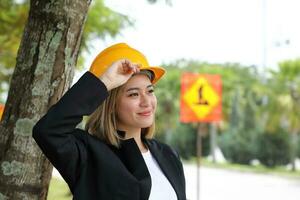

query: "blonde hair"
xmin=85 ymin=75 xmax=155 ymax=148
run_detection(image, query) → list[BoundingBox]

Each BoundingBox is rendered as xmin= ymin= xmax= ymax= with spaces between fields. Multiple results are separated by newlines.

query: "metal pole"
xmin=209 ymin=123 xmax=217 ymax=163
xmin=196 ymin=123 xmax=202 ymax=200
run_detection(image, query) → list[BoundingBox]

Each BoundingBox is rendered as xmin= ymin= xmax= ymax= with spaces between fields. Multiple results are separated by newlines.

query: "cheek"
xmin=117 ymin=100 xmax=138 ymax=116
xmin=152 ymin=96 xmax=157 ymax=110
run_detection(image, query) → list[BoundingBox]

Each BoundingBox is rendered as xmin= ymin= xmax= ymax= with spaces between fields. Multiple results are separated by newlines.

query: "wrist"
xmin=99 ymin=76 xmax=113 ymax=91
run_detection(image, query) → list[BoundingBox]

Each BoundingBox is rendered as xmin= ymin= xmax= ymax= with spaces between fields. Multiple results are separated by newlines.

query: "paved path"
xmin=184 ymin=163 xmax=300 ymax=200
xmin=53 ymin=163 xmax=300 ymax=200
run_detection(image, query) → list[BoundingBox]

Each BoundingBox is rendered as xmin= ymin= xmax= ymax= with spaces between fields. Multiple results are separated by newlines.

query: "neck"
xmin=121 ymin=128 xmax=148 ymax=153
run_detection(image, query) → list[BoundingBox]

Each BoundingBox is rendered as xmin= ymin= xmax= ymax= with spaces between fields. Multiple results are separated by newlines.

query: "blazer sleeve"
xmin=32 ymin=71 xmax=108 ymax=190
xmin=171 ymin=147 xmax=186 ymax=192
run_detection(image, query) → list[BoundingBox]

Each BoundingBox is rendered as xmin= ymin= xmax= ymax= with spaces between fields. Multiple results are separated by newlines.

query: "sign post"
xmin=196 ymin=123 xmax=202 ymax=200
xmin=180 ymin=73 xmax=222 ymax=200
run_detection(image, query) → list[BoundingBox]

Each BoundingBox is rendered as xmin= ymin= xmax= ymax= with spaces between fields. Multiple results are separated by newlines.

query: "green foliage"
xmin=155 ymin=58 xmax=300 ymax=168
xmin=201 ymin=133 xmax=211 ymax=157
xmin=297 ymin=136 xmax=300 ymax=158
xmin=264 ymin=58 xmax=300 ymax=133
xmin=0 ymin=0 xmax=29 ymax=102
xmin=160 ymin=123 xmax=196 ymax=160
xmin=79 ymin=0 xmax=132 ymax=61
xmin=155 ymin=65 xmax=181 ymax=133
xmin=256 ymin=130 xmax=292 ymax=168
xmin=219 ymin=81 xmax=262 ymax=165
xmin=155 ymin=59 xmax=262 ymax=132
xmin=278 ymin=59 xmax=300 ymax=80
xmin=155 ymin=60 xmax=262 ymax=162
xmin=229 ymin=90 xmax=240 ymax=129
xmin=0 ymin=0 xmax=28 ymax=66
xmin=0 ymin=0 xmax=133 ymax=102
xmin=219 ymin=128 xmax=258 ymax=165
xmin=156 ymin=122 xmax=211 ymax=160
xmin=201 ymin=157 xmax=300 ymax=178
xmin=219 ymin=90 xmax=249 ymax=164
xmin=258 ymin=58 xmax=300 ymax=168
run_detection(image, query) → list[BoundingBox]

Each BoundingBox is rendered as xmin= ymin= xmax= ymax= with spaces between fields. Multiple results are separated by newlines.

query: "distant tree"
xmin=155 ymin=60 xmax=262 ymax=161
xmin=263 ymin=59 xmax=300 ymax=170
xmin=0 ymin=0 xmax=131 ymax=103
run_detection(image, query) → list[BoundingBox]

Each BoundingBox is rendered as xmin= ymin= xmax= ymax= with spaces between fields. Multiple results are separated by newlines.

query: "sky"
xmin=3 ymin=0 xmax=299 ymax=102
xmin=77 ymin=0 xmax=300 ymax=81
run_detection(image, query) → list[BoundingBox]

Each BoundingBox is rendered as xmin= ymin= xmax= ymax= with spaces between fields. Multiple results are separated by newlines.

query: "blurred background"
xmin=1 ymin=0 xmax=300 ymax=199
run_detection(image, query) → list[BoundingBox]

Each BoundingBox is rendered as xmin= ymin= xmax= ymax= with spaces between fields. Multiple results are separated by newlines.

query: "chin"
xmin=138 ymin=121 xmax=153 ymax=128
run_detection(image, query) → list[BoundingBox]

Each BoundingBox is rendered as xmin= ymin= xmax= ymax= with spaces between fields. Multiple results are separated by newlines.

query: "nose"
xmin=140 ymin=93 xmax=150 ymax=107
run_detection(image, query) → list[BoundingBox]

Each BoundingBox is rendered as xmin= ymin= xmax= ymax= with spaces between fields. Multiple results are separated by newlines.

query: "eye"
xmin=148 ymin=89 xmax=154 ymax=94
xmin=128 ymin=93 xmax=139 ymax=97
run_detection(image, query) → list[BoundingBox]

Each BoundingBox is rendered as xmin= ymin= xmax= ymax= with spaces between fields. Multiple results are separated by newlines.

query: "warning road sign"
xmin=180 ymin=73 xmax=222 ymax=122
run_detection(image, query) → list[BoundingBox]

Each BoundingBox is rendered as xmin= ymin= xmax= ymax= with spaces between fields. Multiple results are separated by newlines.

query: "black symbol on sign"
xmin=196 ymin=85 xmax=208 ymax=105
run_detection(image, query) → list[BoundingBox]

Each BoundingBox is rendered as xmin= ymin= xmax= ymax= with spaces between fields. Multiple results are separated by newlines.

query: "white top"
xmin=142 ymin=150 xmax=178 ymax=200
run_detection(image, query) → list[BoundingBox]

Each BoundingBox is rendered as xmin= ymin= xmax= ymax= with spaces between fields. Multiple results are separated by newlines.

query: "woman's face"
xmin=116 ymin=74 xmax=157 ymax=131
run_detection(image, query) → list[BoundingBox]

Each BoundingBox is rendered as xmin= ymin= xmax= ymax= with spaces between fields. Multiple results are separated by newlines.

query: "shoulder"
xmin=73 ymin=129 xmax=112 ymax=150
xmin=147 ymin=138 xmax=185 ymax=177
xmin=146 ymin=138 xmax=180 ymax=159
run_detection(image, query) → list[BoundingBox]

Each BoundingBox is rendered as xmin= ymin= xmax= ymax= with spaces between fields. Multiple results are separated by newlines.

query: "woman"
xmin=33 ymin=43 xmax=186 ymax=200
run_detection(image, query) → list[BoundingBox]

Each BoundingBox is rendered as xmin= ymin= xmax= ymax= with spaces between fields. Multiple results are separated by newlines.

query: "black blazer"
xmin=33 ymin=72 xmax=186 ymax=200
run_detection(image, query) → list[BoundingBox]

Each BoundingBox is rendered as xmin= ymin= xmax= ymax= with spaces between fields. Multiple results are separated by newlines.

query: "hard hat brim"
xmin=89 ymin=43 xmax=165 ymax=84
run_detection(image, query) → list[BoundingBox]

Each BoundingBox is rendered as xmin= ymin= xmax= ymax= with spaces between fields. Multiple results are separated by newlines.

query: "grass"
xmin=47 ymin=177 xmax=72 ymax=200
xmin=187 ymin=157 xmax=300 ymax=179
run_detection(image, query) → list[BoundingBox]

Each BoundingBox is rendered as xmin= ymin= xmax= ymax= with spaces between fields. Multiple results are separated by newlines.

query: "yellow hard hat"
xmin=89 ymin=43 xmax=165 ymax=84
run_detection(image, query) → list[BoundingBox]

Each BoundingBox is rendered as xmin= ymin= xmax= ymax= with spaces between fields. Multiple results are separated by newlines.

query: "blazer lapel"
xmin=144 ymin=139 xmax=183 ymax=199
xmin=119 ymin=137 xmax=151 ymax=200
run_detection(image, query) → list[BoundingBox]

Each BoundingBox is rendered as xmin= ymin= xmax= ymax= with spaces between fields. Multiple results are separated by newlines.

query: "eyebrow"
xmin=126 ymin=85 xmax=154 ymax=92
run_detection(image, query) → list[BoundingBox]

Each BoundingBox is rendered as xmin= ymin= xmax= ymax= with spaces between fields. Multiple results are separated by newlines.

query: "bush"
xmin=201 ymin=133 xmax=211 ymax=157
xmin=163 ymin=123 xmax=196 ymax=160
xmin=157 ymin=123 xmax=211 ymax=160
xmin=297 ymin=136 xmax=300 ymax=158
xmin=219 ymin=129 xmax=257 ymax=165
xmin=255 ymin=130 xmax=291 ymax=168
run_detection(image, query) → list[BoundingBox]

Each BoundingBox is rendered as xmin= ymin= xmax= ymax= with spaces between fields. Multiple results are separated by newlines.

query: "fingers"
xmin=121 ymin=59 xmax=140 ymax=74
xmin=132 ymin=63 xmax=141 ymax=73
xmin=101 ymin=59 xmax=142 ymax=90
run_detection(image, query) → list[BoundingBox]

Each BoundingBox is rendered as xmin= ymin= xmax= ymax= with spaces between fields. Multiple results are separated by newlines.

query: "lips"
xmin=138 ymin=111 xmax=152 ymax=116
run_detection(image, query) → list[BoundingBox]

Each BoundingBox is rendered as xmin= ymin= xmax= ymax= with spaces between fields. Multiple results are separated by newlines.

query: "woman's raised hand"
xmin=99 ymin=59 xmax=140 ymax=91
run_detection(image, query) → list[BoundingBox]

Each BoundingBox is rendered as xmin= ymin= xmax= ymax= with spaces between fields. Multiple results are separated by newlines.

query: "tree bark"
xmin=0 ymin=0 xmax=91 ymax=199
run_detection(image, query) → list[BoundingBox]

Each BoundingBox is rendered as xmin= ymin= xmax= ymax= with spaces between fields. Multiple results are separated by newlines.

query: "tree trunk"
xmin=290 ymin=130 xmax=298 ymax=172
xmin=0 ymin=0 xmax=91 ymax=199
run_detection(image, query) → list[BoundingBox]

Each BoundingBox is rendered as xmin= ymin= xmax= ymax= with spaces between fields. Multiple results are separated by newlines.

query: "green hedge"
xmin=157 ymin=123 xmax=211 ymax=160
xmin=256 ymin=131 xmax=292 ymax=168
xmin=219 ymin=129 xmax=256 ymax=165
